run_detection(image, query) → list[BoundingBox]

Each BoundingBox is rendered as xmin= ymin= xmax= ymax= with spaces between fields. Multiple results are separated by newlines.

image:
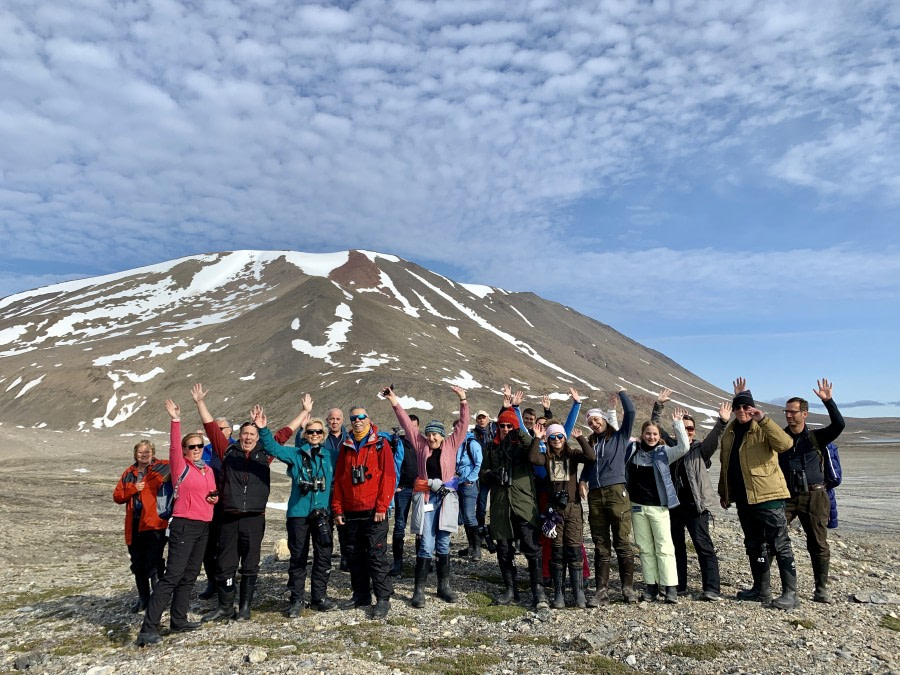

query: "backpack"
xmin=165 ymin=465 xmax=191 ymax=516
xmin=807 ymin=433 xmax=842 ymax=490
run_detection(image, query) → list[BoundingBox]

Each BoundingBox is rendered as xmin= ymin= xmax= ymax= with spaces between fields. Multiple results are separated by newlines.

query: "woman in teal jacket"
xmin=255 ymin=411 xmax=336 ymax=616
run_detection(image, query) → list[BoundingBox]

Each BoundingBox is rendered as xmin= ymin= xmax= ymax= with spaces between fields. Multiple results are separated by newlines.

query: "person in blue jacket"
xmin=255 ymin=411 xmax=337 ymax=616
xmin=456 ymin=430 xmax=483 ymax=560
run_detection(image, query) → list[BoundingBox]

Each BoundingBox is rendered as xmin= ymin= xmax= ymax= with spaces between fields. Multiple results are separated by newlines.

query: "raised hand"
xmin=251 ymin=404 xmax=267 ymax=428
xmin=534 ymin=420 xmax=547 ymax=439
xmin=657 ymin=388 xmax=672 ymax=404
xmin=191 ymin=383 xmax=207 ymax=402
xmin=380 ymin=384 xmax=399 ymax=405
xmin=451 ymin=385 xmax=467 ymax=401
xmin=748 ymin=406 xmax=765 ymax=422
xmin=572 ymin=427 xmax=583 ymax=439
xmin=671 ymin=408 xmax=686 ymax=421
xmin=301 ymin=393 xmax=313 ymax=412
xmin=813 ymin=378 xmax=833 ymax=401
xmin=502 ymin=383 xmax=512 ymax=398
xmin=512 ymin=390 xmax=525 ymax=406
xmin=569 ymin=387 xmax=580 ymax=403
xmin=165 ymin=399 xmax=181 ymax=420
xmin=542 ymin=394 xmax=551 ymax=409
xmin=718 ymin=401 xmax=732 ymax=422
xmin=733 ymin=377 xmax=747 ymax=395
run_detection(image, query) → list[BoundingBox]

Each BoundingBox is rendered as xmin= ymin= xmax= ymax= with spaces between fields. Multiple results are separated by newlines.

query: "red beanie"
xmin=497 ymin=410 xmax=519 ymax=429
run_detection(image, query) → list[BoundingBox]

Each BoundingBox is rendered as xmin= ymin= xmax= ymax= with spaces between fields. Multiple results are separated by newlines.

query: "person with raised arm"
xmin=383 ymin=385 xmax=470 ymax=607
xmin=191 ymin=383 xmax=301 ymax=623
xmin=651 ymin=389 xmax=730 ymax=601
xmin=625 ymin=410 xmax=691 ymax=603
xmin=780 ymin=378 xmax=845 ymax=604
xmin=135 ymin=400 xmax=218 ymax=646
xmin=529 ymin=422 xmax=595 ymax=609
xmin=719 ymin=378 xmax=798 ymax=610
xmin=578 ymin=387 xmax=638 ymax=605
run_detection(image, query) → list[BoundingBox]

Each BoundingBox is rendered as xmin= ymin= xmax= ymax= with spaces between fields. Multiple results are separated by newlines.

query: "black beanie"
xmin=733 ymin=390 xmax=755 ymax=408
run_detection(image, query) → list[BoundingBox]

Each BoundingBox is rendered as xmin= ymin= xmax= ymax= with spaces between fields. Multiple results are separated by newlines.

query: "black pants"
xmin=670 ymin=505 xmax=720 ymax=593
xmin=128 ymin=527 xmax=167 ymax=582
xmin=344 ymin=517 xmax=392 ymax=601
xmin=286 ymin=515 xmax=333 ymax=603
xmin=216 ymin=512 xmax=265 ymax=583
xmin=141 ymin=518 xmax=208 ymax=633
xmin=737 ymin=504 xmax=794 ymax=568
xmin=496 ymin=513 xmax=541 ymax=567
xmin=202 ymin=509 xmax=222 ymax=583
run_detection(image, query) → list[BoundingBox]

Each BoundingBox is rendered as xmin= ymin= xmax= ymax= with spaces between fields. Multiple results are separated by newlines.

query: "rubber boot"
xmin=202 ymin=585 xmax=236 ymax=622
xmin=371 ymin=597 xmax=391 ymax=619
xmin=643 ymin=583 xmax=659 ymax=601
xmin=550 ymin=562 xmax=565 ymax=609
xmin=480 ymin=526 xmax=497 ymax=554
xmin=493 ymin=560 xmax=515 ymax=606
xmin=569 ymin=566 xmax=587 ymax=609
xmin=664 ymin=585 xmax=679 ymax=604
xmin=587 ymin=559 xmax=610 ymax=608
xmin=528 ymin=558 xmax=549 ymax=610
xmin=436 ymin=554 xmax=458 ymax=603
xmin=737 ymin=556 xmax=772 ymax=602
xmin=457 ymin=526 xmax=471 ymax=558
xmin=389 ymin=537 xmax=404 ymax=577
xmin=771 ymin=558 xmax=800 ymax=610
xmin=198 ymin=577 xmax=216 ymax=601
xmin=467 ymin=525 xmax=482 ymax=561
xmin=619 ymin=555 xmax=639 ymax=603
xmin=812 ymin=558 xmax=833 ymax=604
xmin=235 ymin=575 xmax=256 ymax=621
xmin=286 ymin=598 xmax=304 ymax=618
xmin=410 ymin=556 xmax=429 ymax=608
xmin=132 ymin=575 xmax=151 ymax=613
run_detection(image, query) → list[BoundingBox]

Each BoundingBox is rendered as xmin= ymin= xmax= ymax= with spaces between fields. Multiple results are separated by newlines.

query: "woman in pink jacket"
xmin=136 ymin=399 xmax=219 ymax=646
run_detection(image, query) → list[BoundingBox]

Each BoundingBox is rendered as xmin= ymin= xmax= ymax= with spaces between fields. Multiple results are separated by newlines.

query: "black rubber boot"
xmin=812 ymin=558 xmax=833 ymax=604
xmin=198 ymin=578 xmax=216 ymax=601
xmin=132 ymin=575 xmax=151 ymax=613
xmin=664 ymin=586 xmax=679 ymax=604
xmin=550 ymin=562 xmax=565 ymax=609
xmin=235 ymin=575 xmax=256 ymax=621
xmin=528 ymin=558 xmax=549 ymax=610
xmin=309 ymin=597 xmax=337 ymax=612
xmin=286 ymin=599 xmax=304 ymax=618
xmin=371 ymin=597 xmax=391 ymax=619
xmin=587 ymin=558 xmax=610 ymax=608
xmin=480 ymin=525 xmax=497 ymax=554
xmin=340 ymin=593 xmax=372 ymax=610
xmin=737 ymin=556 xmax=772 ymax=602
xmin=389 ymin=537 xmax=404 ymax=577
xmin=619 ymin=554 xmax=639 ymax=603
xmin=436 ymin=554 xmax=458 ymax=603
xmin=411 ymin=556 xmax=429 ymax=608
xmin=771 ymin=558 xmax=800 ymax=610
xmin=569 ymin=566 xmax=587 ymax=609
xmin=468 ymin=525 xmax=482 ymax=560
xmin=493 ymin=560 xmax=515 ymax=605
xmin=201 ymin=585 xmax=236 ymax=622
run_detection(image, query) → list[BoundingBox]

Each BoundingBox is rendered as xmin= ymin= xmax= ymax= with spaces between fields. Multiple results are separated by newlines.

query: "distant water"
xmin=836 ymin=403 xmax=900 ymax=418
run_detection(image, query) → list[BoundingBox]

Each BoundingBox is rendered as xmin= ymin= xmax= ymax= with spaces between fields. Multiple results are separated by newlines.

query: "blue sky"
xmin=1 ymin=0 xmax=898 ymax=417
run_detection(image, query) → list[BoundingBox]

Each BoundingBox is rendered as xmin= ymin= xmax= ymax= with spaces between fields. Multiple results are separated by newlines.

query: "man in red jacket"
xmin=332 ymin=405 xmax=396 ymax=619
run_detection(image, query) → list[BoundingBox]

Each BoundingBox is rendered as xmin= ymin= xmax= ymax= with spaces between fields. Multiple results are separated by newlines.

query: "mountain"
xmin=0 ymin=250 xmax=741 ymax=432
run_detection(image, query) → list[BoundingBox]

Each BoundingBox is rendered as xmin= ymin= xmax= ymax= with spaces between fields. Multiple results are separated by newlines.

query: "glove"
xmin=428 ymin=478 xmax=443 ymax=492
xmin=542 ymin=520 xmax=558 ymax=539
xmin=443 ymin=476 xmax=460 ymax=491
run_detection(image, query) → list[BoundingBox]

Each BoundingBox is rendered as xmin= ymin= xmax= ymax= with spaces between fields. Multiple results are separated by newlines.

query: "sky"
xmin=1 ymin=0 xmax=898 ymax=417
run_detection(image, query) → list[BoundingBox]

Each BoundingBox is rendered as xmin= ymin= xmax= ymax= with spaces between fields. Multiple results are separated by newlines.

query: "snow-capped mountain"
xmin=0 ymin=250 xmax=731 ymax=432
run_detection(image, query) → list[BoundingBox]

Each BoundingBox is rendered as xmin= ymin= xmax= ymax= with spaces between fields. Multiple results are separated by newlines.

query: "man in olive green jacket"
xmin=719 ymin=380 xmax=799 ymax=610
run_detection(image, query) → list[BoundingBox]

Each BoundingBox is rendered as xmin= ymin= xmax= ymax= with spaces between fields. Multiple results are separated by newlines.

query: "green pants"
xmin=631 ymin=503 xmax=677 ymax=586
xmin=587 ymin=484 xmax=633 ymax=562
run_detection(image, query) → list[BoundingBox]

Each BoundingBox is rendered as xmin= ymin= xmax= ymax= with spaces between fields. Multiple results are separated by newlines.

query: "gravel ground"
xmin=1 ymin=427 xmax=898 ymax=674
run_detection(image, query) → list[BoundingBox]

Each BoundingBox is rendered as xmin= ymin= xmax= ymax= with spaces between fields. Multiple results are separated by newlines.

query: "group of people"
xmin=114 ymin=376 xmax=845 ymax=644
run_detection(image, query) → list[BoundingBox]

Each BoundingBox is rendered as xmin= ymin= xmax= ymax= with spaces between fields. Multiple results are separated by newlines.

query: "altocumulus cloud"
xmin=1 ymin=0 xmax=900 ymax=312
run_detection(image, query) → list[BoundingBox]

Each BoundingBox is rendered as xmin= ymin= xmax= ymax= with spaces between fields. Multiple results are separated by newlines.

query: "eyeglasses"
xmin=683 ymin=426 xmax=695 ymax=432
xmin=783 ymin=410 xmax=803 ymax=416
xmin=547 ymin=434 xmax=565 ymax=441
xmin=219 ymin=427 xmax=231 ymax=432
xmin=185 ymin=443 xmax=204 ymax=450
xmin=734 ymin=405 xmax=753 ymax=411
xmin=349 ymin=414 xmax=368 ymax=422
xmin=306 ymin=429 xmax=325 ymax=435
xmin=497 ymin=423 xmax=514 ymax=429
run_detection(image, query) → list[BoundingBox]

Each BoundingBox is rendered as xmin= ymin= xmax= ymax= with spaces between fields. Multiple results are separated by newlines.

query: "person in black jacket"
xmin=389 ymin=415 xmax=419 ymax=577
xmin=780 ymin=378 xmax=845 ymax=604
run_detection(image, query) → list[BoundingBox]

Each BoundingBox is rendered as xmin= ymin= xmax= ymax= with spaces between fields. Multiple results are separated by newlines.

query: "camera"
xmin=553 ymin=490 xmax=569 ymax=509
xmin=381 ymin=384 xmax=395 ymax=397
xmin=792 ymin=469 xmax=809 ymax=495
xmin=310 ymin=508 xmax=333 ymax=547
xmin=352 ymin=465 xmax=370 ymax=485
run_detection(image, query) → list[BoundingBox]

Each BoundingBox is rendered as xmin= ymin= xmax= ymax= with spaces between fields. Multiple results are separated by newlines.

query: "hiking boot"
xmin=664 ymin=586 xmax=679 ymax=604
xmin=309 ymin=597 xmax=337 ymax=612
xmin=169 ymin=621 xmax=202 ymax=633
xmin=643 ymin=583 xmax=659 ymax=601
xmin=340 ymin=594 xmax=372 ymax=610
xmin=286 ymin=600 xmax=304 ymax=618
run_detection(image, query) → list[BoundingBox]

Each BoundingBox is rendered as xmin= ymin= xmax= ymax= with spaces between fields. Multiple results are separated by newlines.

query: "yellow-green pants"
xmin=631 ymin=504 xmax=677 ymax=586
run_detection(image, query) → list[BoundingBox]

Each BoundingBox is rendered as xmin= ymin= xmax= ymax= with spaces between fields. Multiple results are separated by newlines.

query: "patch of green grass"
xmin=387 ymin=616 xmax=415 ymax=628
xmin=880 ymin=615 xmax=900 ymax=632
xmin=788 ymin=618 xmax=816 ymax=629
xmin=332 ymin=622 xmax=419 ymax=657
xmin=572 ymin=655 xmax=635 ymax=675
xmin=663 ymin=641 xmax=743 ymax=661
xmin=428 ymin=635 xmax=490 ymax=649
xmin=466 ymin=591 xmax=495 ymax=608
xmin=420 ymin=653 xmax=502 ymax=675
xmin=51 ymin=633 xmax=114 ymax=657
xmin=440 ymin=602 xmax=527 ymax=622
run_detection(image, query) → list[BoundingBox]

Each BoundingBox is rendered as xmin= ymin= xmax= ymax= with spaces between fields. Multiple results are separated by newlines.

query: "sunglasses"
xmin=734 ymin=404 xmax=753 ymax=411
xmin=185 ymin=443 xmax=204 ymax=450
xmin=306 ymin=429 xmax=325 ymax=435
xmin=349 ymin=414 xmax=368 ymax=422
xmin=547 ymin=434 xmax=565 ymax=441
xmin=683 ymin=426 xmax=695 ymax=432
xmin=497 ymin=423 xmax=514 ymax=429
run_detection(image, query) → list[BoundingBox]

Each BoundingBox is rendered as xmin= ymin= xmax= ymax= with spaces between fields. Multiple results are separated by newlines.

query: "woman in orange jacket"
xmin=113 ymin=440 xmax=171 ymax=613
